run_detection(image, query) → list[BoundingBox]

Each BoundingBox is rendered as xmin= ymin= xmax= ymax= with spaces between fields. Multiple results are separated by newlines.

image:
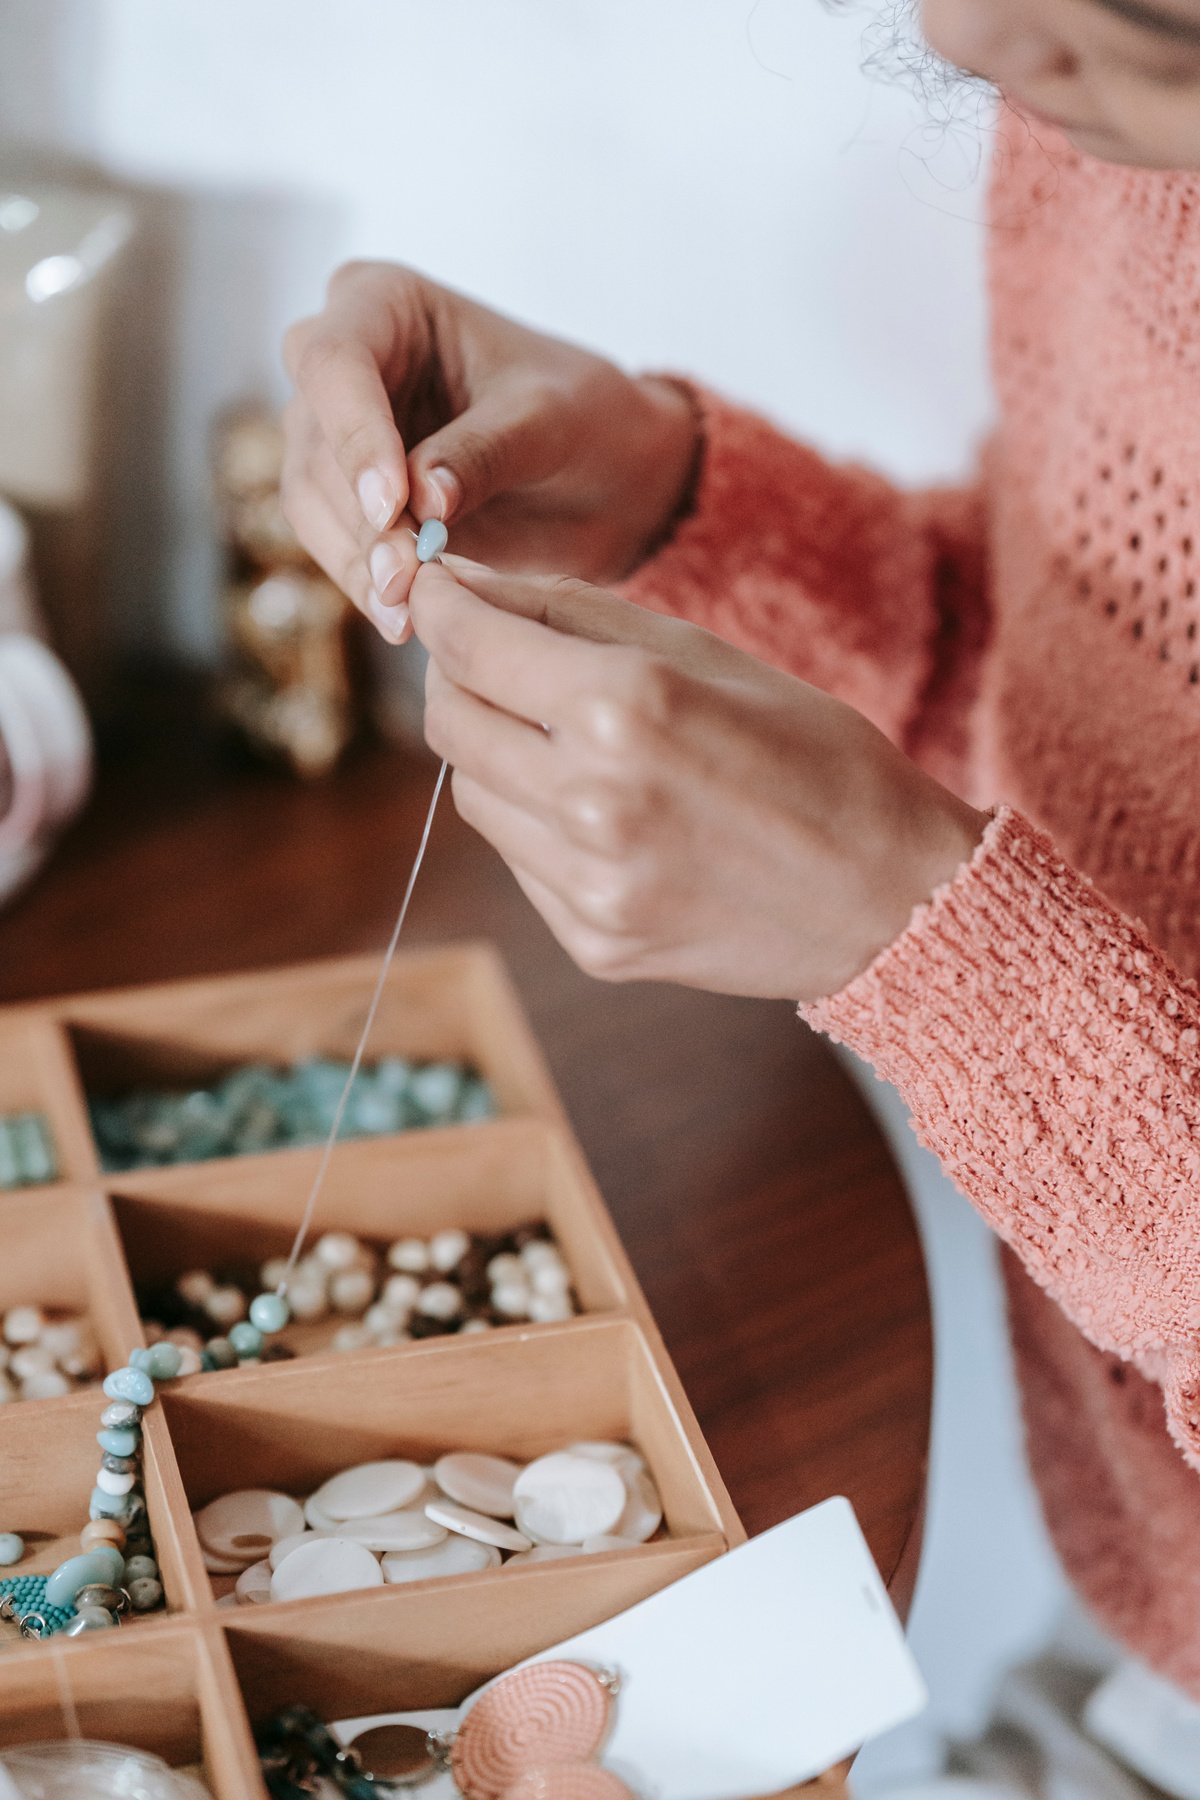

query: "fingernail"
xmin=366 ymin=592 xmax=408 ymax=642
xmin=426 ymin=465 xmax=461 ymax=521
xmin=357 ymin=468 xmax=396 ymax=532
xmin=369 ymin=540 xmax=407 ymax=600
xmin=441 ymin=551 xmax=493 ymax=575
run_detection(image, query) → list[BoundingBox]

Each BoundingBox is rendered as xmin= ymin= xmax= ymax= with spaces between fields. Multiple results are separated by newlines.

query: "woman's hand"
xmin=280 ymin=262 xmax=697 ymax=644
xmin=410 ymin=559 xmax=987 ymax=1004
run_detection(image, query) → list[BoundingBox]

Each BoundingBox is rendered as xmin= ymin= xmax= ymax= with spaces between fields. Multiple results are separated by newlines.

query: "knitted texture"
xmin=623 ymin=112 xmax=1200 ymax=1692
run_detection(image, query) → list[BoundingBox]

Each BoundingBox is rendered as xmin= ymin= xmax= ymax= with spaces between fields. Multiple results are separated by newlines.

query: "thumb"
xmin=407 ymin=382 xmax=563 ymax=525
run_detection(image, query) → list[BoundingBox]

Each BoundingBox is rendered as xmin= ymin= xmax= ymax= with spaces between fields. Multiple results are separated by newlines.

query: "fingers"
xmin=410 ymin=562 xmax=606 ymax=730
xmin=406 ymin=380 xmax=563 ymax=526
xmin=441 ymin=557 xmax=684 ymax=654
xmin=283 ymin=270 xmax=410 ymax=533
xmin=424 ymin=660 xmax=552 ymax=813
xmin=281 ymin=398 xmax=420 ymax=641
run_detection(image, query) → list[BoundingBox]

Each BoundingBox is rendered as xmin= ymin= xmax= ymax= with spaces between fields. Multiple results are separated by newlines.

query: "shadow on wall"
xmin=0 ymin=140 xmax=342 ymax=677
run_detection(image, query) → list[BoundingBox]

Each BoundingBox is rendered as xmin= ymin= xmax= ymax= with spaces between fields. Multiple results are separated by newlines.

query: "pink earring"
xmin=451 ymin=1662 xmax=620 ymax=1800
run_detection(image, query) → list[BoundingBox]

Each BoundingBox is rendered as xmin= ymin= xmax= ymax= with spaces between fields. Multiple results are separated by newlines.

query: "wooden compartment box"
xmin=0 ymin=950 xmax=742 ymax=1795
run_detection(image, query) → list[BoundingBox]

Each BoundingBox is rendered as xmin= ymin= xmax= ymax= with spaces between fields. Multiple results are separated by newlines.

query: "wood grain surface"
xmin=0 ymin=688 xmax=931 ymax=1591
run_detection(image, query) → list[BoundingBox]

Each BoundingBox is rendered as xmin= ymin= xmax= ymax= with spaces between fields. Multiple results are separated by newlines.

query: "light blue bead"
xmin=129 ymin=1348 xmax=155 ymax=1374
xmin=103 ymin=1367 xmax=154 ymax=1407
xmin=146 ymin=1342 xmax=182 ymax=1380
xmin=96 ymin=1427 xmax=139 ymax=1458
xmin=46 ymin=1548 xmax=124 ymax=1608
xmin=416 ymin=518 xmax=448 ymax=563
xmin=228 ymin=1321 xmax=263 ymax=1358
xmin=248 ymin=1292 xmax=289 ymax=1335
xmin=0 ymin=1533 xmax=23 ymax=1566
xmin=90 ymin=1486 xmax=130 ymax=1520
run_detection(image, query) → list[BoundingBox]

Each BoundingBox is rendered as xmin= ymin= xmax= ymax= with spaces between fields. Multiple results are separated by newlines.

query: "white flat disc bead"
xmin=96 ymin=1467 xmax=135 ymax=1495
xmin=512 ymin=1452 xmax=626 ymax=1546
xmin=337 ymin=1511 xmax=448 ymax=1553
xmin=433 ymin=1452 xmax=521 ymax=1519
xmin=269 ymin=1532 xmax=324 ymax=1572
xmin=269 ymin=1536 xmax=384 ymax=1603
xmin=202 ymin=1546 xmax=251 ymax=1575
xmin=310 ymin=1460 xmax=425 ymax=1521
xmin=304 ymin=1495 xmax=341 ymax=1533
xmin=234 ymin=1559 xmax=274 ymax=1604
xmin=612 ymin=1468 xmax=663 ymax=1544
xmin=424 ymin=1498 xmax=532 ymax=1553
xmin=195 ymin=1490 xmax=306 ymax=1562
xmin=505 ymin=1543 xmax=580 ymax=1567
xmin=568 ymin=1441 xmax=648 ymax=1481
xmin=381 ymin=1536 xmax=501 ymax=1583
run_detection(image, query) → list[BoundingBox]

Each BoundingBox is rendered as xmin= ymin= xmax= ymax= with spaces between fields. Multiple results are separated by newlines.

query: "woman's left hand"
xmin=409 ymin=559 xmax=987 ymax=1004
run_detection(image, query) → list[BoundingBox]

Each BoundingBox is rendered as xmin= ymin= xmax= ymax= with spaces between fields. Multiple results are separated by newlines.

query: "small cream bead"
xmin=382 ymin=1273 xmax=420 ymax=1313
xmin=315 ymin=1231 xmax=360 ymax=1271
xmin=96 ymin=1466 xmax=135 ymax=1495
xmin=4 ymin=1306 xmax=44 ymax=1345
xmin=329 ymin=1268 xmax=374 ymax=1316
xmin=417 ymin=1282 xmax=461 ymax=1321
xmin=387 ymin=1237 xmax=429 ymax=1274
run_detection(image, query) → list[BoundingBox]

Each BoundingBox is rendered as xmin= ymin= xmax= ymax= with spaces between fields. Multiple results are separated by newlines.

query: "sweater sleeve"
xmin=619 ymin=385 xmax=990 ymax=782
xmin=803 ymin=807 xmax=1200 ymax=1474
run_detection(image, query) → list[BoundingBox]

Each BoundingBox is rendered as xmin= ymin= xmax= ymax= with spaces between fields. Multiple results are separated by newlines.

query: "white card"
xmin=463 ymin=1496 xmax=927 ymax=1798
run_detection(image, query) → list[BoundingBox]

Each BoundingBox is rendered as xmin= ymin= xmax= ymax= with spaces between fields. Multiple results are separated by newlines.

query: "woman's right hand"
xmin=280 ymin=261 xmax=699 ymax=641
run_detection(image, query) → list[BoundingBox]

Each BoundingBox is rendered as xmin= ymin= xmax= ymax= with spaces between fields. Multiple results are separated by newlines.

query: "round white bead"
xmin=285 ymin=1275 xmax=328 ymax=1322
xmin=331 ymin=1324 xmax=372 ymax=1354
xmin=259 ymin=1257 xmax=290 ymax=1292
xmin=381 ymin=1273 xmax=420 ymax=1313
xmin=491 ymin=1280 xmax=531 ymax=1319
xmin=175 ymin=1270 xmax=214 ymax=1308
xmin=174 ymin=1345 xmax=203 ymax=1377
xmin=21 ymin=1369 xmax=70 ymax=1401
xmin=416 ymin=1282 xmax=461 ymax=1321
xmin=11 ymin=1344 xmax=56 ymax=1380
xmin=429 ymin=1228 xmax=470 ymax=1273
xmin=364 ymin=1302 xmax=399 ymax=1339
xmin=96 ymin=1466 xmax=135 ymax=1495
xmin=204 ymin=1286 xmax=247 ymax=1327
xmin=530 ymin=1263 xmax=570 ymax=1298
xmin=460 ymin=1319 xmax=491 ymax=1334
xmin=387 ymin=1238 xmax=429 ymax=1274
xmin=520 ymin=1241 xmax=563 ymax=1272
xmin=486 ymin=1253 xmax=523 ymax=1285
xmin=3 ymin=1306 xmax=44 ymax=1345
xmin=329 ymin=1268 xmax=375 ymax=1316
xmin=527 ymin=1293 xmax=573 ymax=1324
xmin=315 ymin=1232 xmax=361 ymax=1271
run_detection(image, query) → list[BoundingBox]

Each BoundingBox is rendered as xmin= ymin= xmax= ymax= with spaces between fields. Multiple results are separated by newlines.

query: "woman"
xmin=281 ymin=0 xmax=1200 ymax=1729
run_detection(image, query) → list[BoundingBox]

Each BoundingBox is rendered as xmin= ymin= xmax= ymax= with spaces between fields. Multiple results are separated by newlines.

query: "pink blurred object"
xmin=0 ymin=497 xmax=92 ymax=903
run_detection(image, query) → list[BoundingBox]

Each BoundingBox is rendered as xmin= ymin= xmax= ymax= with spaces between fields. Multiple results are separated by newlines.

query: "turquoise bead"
xmin=0 ymin=1533 xmax=23 ymax=1565
xmin=248 ymin=1291 xmax=289 ymax=1334
xmin=228 ymin=1321 xmax=262 ymax=1358
xmin=416 ymin=518 xmax=448 ymax=562
xmin=45 ymin=1548 xmax=124 ymax=1608
xmin=129 ymin=1347 xmax=155 ymax=1373
xmin=146 ymin=1341 xmax=182 ymax=1380
xmin=97 ymin=1427 xmax=139 ymax=1458
xmin=103 ymin=1366 xmax=154 ymax=1407
xmin=90 ymin=1485 xmax=131 ymax=1520
xmin=204 ymin=1337 xmax=237 ymax=1370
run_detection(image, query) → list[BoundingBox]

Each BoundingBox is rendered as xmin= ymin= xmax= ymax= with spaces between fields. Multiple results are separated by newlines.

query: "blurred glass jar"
xmin=0 ymin=184 xmax=134 ymax=701
xmin=212 ymin=406 xmax=359 ymax=779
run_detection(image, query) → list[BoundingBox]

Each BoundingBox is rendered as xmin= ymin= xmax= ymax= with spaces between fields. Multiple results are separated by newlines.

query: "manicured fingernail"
xmin=369 ymin=540 xmax=406 ymax=600
xmin=357 ymin=468 xmax=396 ymax=532
xmin=366 ymin=592 xmax=408 ymax=642
xmin=426 ymin=465 xmax=461 ymax=520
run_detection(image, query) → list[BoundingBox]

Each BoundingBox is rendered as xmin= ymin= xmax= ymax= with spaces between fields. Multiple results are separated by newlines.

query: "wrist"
xmin=613 ymin=375 xmax=702 ymax=580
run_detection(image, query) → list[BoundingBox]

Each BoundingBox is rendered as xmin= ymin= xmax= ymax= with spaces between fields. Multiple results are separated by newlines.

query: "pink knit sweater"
xmin=624 ymin=111 xmax=1200 ymax=1692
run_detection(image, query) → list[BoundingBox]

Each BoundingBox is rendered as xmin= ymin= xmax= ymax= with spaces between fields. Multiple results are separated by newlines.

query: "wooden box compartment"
xmin=110 ymin=1118 xmax=634 ymax=1356
xmin=0 ymin=1186 xmax=136 ymax=1388
xmin=0 ymin=1625 xmax=257 ymax=1798
xmin=59 ymin=948 xmax=563 ymax=1179
xmin=0 ymin=1386 xmax=195 ymax=1626
xmin=0 ymin=951 xmax=743 ymax=1795
xmin=160 ymin=1317 xmax=735 ymax=1611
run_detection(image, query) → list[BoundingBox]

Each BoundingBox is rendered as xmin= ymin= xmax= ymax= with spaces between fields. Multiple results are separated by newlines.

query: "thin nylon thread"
xmin=277 ymin=754 xmax=449 ymax=1294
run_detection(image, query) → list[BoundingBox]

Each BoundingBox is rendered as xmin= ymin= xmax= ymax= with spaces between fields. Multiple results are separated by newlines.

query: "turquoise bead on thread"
xmin=415 ymin=518 xmax=448 ymax=563
xmin=228 ymin=1320 xmax=262 ymax=1358
xmin=146 ymin=1341 xmax=182 ymax=1380
xmin=103 ymin=1366 xmax=154 ymax=1407
xmin=97 ymin=1427 xmax=139 ymax=1458
xmin=248 ymin=1291 xmax=289 ymax=1334
xmin=45 ymin=1547 xmax=124 ymax=1608
xmin=0 ymin=1533 xmax=23 ymax=1566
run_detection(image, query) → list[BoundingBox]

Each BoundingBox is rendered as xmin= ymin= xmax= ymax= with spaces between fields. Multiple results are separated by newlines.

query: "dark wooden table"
xmin=0 ymin=692 xmax=931 ymax=1592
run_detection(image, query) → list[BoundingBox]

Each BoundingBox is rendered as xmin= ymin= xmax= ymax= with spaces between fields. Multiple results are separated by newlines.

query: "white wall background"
xmin=0 ymin=0 xmax=993 ymax=659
